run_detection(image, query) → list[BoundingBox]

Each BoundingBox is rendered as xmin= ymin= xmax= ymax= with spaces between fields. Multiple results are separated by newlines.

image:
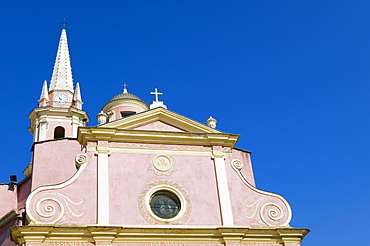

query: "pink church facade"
xmin=0 ymin=29 xmax=309 ymax=246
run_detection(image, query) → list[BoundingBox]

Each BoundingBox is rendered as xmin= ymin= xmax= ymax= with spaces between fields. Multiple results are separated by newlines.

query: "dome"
xmin=100 ymin=89 xmax=149 ymax=123
xmin=110 ymin=92 xmax=143 ymax=101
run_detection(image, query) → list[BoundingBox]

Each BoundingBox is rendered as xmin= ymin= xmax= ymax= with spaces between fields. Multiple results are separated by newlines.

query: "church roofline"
xmin=78 ymin=127 xmax=239 ymax=148
xmin=99 ymin=107 xmax=223 ymax=134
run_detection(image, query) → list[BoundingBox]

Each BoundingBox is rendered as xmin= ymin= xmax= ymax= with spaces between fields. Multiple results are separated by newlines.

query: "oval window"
xmin=149 ymin=190 xmax=181 ymax=219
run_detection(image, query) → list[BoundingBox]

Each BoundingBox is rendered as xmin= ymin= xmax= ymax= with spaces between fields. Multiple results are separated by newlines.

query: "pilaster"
xmin=212 ymin=146 xmax=233 ymax=226
xmin=95 ymin=142 xmax=111 ymax=225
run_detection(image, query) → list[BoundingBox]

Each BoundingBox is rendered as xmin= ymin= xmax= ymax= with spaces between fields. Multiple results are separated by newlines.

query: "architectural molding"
xmin=0 ymin=209 xmax=17 ymax=228
xmin=100 ymin=107 xmax=222 ymax=134
xmin=78 ymin=128 xmax=239 ymax=148
xmin=10 ymin=225 xmax=309 ymax=245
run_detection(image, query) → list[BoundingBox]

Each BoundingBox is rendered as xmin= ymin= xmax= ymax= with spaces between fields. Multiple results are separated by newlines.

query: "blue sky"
xmin=0 ymin=1 xmax=369 ymax=245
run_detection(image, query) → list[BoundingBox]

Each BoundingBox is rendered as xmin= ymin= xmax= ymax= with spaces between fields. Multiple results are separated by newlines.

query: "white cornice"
xmin=78 ymin=127 xmax=239 ymax=148
xmin=10 ymin=225 xmax=309 ymax=244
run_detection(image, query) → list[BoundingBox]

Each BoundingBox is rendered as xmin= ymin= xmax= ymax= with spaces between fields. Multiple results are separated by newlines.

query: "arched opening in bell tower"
xmin=54 ymin=126 xmax=65 ymax=139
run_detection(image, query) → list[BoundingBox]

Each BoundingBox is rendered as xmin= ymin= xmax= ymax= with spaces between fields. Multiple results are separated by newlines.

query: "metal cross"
xmin=59 ymin=18 xmax=70 ymax=27
xmin=150 ymin=88 xmax=163 ymax=101
xmin=122 ymin=83 xmax=128 ymax=92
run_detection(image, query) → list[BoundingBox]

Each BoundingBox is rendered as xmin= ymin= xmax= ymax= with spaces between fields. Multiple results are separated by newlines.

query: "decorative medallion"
xmin=138 ymin=180 xmax=192 ymax=224
xmin=153 ymin=121 xmax=165 ymax=131
xmin=149 ymin=154 xmax=176 ymax=176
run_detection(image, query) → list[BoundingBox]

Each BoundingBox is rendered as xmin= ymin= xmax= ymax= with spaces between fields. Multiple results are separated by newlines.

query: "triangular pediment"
xmin=99 ymin=107 xmax=222 ymax=134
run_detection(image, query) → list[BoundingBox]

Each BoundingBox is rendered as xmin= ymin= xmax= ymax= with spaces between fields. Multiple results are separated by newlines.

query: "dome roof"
xmin=109 ymin=92 xmax=143 ymax=101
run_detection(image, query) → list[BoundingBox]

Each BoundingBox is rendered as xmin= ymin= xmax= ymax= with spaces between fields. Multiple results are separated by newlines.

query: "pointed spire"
xmin=73 ymin=82 xmax=82 ymax=102
xmin=38 ymin=80 xmax=49 ymax=107
xmin=72 ymin=82 xmax=83 ymax=109
xmin=39 ymin=80 xmax=49 ymax=101
xmin=49 ymin=29 xmax=74 ymax=93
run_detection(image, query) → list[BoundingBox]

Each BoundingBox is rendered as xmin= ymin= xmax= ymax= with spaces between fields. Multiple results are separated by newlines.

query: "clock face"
xmin=54 ymin=94 xmax=68 ymax=105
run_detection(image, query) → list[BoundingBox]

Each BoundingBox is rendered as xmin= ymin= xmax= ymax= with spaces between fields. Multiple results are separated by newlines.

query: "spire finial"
xmin=150 ymin=88 xmax=163 ymax=102
xmin=59 ymin=18 xmax=70 ymax=28
xmin=122 ymin=83 xmax=128 ymax=93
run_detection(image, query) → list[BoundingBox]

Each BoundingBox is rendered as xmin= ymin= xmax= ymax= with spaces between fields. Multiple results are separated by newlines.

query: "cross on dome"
xmin=150 ymin=88 xmax=163 ymax=101
xmin=122 ymin=83 xmax=128 ymax=93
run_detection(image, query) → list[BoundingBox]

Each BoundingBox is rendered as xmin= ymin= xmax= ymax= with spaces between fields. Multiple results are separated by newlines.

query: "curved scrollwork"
xmin=35 ymin=196 xmax=64 ymax=223
xmin=232 ymin=159 xmax=292 ymax=226
xmin=260 ymin=202 xmax=284 ymax=225
xmin=75 ymin=154 xmax=88 ymax=169
xmin=231 ymin=159 xmax=243 ymax=170
xmin=26 ymin=154 xmax=88 ymax=224
xmin=33 ymin=193 xmax=83 ymax=224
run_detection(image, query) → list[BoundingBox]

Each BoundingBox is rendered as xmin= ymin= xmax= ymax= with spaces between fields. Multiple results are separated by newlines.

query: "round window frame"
xmin=145 ymin=185 xmax=186 ymax=223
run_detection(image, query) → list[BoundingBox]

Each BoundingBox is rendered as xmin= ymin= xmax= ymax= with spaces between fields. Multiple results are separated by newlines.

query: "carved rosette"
xmin=231 ymin=159 xmax=292 ymax=226
xmin=138 ymin=180 xmax=192 ymax=225
xmin=149 ymin=154 xmax=176 ymax=176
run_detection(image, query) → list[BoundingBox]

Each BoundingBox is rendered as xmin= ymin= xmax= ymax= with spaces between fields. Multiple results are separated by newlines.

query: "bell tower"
xmin=28 ymin=29 xmax=89 ymax=142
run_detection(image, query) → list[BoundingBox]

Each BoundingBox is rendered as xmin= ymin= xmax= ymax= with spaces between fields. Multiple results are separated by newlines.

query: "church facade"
xmin=0 ymin=29 xmax=309 ymax=246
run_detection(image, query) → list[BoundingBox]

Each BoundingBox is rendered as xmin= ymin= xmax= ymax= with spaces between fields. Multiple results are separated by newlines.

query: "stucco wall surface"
xmin=0 ymin=185 xmax=17 ymax=218
xmin=108 ymin=152 xmax=221 ymax=225
xmin=31 ymin=139 xmax=85 ymax=190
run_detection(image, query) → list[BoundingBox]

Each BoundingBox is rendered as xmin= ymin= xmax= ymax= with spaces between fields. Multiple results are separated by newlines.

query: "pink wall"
xmin=0 ymin=185 xmax=17 ymax=218
xmin=108 ymin=152 xmax=222 ymax=225
xmin=17 ymin=177 xmax=32 ymax=210
xmin=31 ymin=139 xmax=84 ymax=190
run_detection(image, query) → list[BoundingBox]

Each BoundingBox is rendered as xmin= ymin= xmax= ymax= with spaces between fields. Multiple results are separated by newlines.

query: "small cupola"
xmin=99 ymin=85 xmax=149 ymax=123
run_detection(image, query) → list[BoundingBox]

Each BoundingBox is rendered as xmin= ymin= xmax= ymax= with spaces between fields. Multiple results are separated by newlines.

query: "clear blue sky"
xmin=0 ymin=1 xmax=369 ymax=245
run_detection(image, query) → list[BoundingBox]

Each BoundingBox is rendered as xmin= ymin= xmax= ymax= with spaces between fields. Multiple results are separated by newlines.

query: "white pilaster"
xmin=37 ymin=119 xmax=48 ymax=142
xmin=213 ymin=149 xmax=234 ymax=226
xmin=96 ymin=145 xmax=110 ymax=224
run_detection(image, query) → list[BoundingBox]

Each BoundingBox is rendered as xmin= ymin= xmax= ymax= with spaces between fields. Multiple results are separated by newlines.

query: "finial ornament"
xmin=206 ymin=116 xmax=217 ymax=129
xmin=59 ymin=18 xmax=70 ymax=27
xmin=150 ymin=88 xmax=163 ymax=102
xmin=96 ymin=111 xmax=108 ymax=125
xmin=122 ymin=83 xmax=128 ymax=93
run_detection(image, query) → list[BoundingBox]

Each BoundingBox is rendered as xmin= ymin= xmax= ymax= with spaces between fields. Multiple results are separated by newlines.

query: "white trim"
xmin=213 ymin=157 xmax=234 ymax=226
xmin=96 ymin=146 xmax=110 ymax=225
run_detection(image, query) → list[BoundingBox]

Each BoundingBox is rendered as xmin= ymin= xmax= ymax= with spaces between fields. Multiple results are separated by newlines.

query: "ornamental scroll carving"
xmin=25 ymin=154 xmax=88 ymax=224
xmin=231 ymin=159 xmax=292 ymax=226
